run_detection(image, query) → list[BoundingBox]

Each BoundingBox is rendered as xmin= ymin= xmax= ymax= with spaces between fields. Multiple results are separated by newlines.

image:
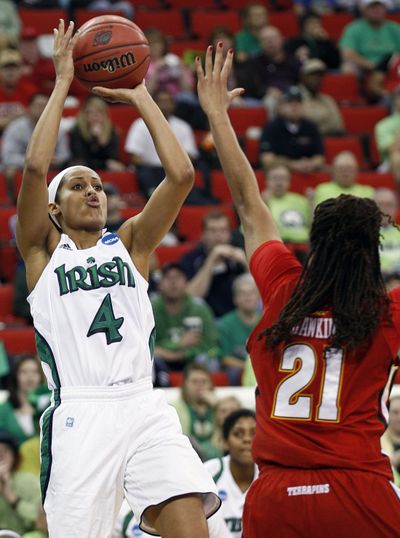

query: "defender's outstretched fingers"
xmin=195 ymin=56 xmax=205 ymax=82
xmin=64 ymin=20 xmax=74 ymax=42
xmin=221 ymin=48 xmax=234 ymax=85
xmin=213 ymin=41 xmax=224 ymax=76
xmin=205 ymin=45 xmax=213 ymax=78
xmin=69 ymin=27 xmax=81 ymax=50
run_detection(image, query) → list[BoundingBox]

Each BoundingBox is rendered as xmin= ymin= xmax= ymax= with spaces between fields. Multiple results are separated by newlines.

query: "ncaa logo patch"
xmin=218 ymin=489 xmax=228 ymax=501
xmin=102 ymin=233 xmax=119 ymax=245
xmin=93 ymin=31 xmax=112 ymax=46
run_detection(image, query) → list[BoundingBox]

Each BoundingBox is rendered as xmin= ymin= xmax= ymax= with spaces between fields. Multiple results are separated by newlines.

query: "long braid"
xmin=261 ymin=195 xmax=391 ymax=350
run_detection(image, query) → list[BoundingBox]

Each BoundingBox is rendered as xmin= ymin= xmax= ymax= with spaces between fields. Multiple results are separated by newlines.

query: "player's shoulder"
xmin=204 ymin=456 xmax=226 ymax=480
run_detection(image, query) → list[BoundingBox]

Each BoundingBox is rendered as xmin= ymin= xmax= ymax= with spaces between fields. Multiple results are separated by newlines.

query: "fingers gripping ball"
xmin=73 ymin=15 xmax=150 ymax=90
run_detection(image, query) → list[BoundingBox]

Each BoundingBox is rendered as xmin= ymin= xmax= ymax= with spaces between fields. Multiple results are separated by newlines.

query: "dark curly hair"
xmin=261 ymin=195 xmax=391 ymax=350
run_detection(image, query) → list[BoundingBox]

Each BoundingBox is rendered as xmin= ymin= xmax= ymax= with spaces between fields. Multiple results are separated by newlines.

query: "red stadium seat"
xmin=211 ymin=170 xmax=264 ymax=203
xmin=178 ymin=205 xmax=237 ymax=241
xmin=169 ymin=39 xmax=206 ymax=58
xmin=155 ymin=242 xmax=196 ymax=266
xmin=167 ymin=0 xmax=216 ymax=7
xmin=74 ymin=9 xmax=125 ymax=28
xmin=290 ymin=172 xmax=330 ymax=194
xmin=134 ymin=10 xmax=186 ymax=38
xmin=228 ymin=107 xmax=267 ymax=137
xmin=0 ymin=207 xmax=16 ymax=241
xmin=0 ymin=173 xmax=10 ymax=206
xmin=191 ymin=11 xmax=241 ymax=38
xmin=358 ymin=172 xmax=395 ymax=190
xmin=120 ymin=207 xmax=143 ymax=220
xmin=244 ymin=138 xmax=261 ymax=167
xmin=109 ymin=105 xmax=141 ymax=137
xmin=340 ymin=106 xmax=388 ymax=135
xmin=321 ymin=73 xmax=361 ymax=104
xmin=99 ymin=171 xmax=139 ymax=195
xmin=0 ymin=285 xmax=27 ymax=326
xmin=18 ymin=8 xmax=67 ymax=35
xmin=268 ymin=12 xmax=299 ymax=38
xmin=321 ymin=13 xmax=353 ymax=41
xmin=324 ymin=136 xmax=365 ymax=166
xmin=0 ymin=327 xmax=36 ymax=355
xmin=0 ymin=245 xmax=18 ymax=283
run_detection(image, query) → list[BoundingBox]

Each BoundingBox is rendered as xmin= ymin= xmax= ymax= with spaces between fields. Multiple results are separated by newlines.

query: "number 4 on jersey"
xmin=87 ymin=293 xmax=124 ymax=345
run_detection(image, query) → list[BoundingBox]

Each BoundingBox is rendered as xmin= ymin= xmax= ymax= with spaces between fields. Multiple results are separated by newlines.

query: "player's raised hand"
xmin=53 ymin=19 xmax=80 ymax=82
xmin=196 ymin=43 xmax=244 ymax=117
xmin=92 ymin=80 xmax=149 ymax=105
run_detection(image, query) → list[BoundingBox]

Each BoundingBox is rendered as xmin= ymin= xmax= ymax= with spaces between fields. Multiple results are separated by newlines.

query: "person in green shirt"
xmin=374 ymin=188 xmax=400 ymax=275
xmin=152 ymin=262 xmax=219 ymax=376
xmin=217 ymin=274 xmax=260 ymax=385
xmin=375 ymin=87 xmax=400 ymax=183
xmin=313 ymin=151 xmax=375 ymax=206
xmin=340 ymin=0 xmax=400 ymax=73
xmin=234 ymin=2 xmax=269 ymax=62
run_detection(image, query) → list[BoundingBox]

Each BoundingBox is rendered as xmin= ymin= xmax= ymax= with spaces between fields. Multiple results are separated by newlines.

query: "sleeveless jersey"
xmin=28 ymin=231 xmax=155 ymax=388
xmin=205 ymin=455 xmax=258 ymax=538
xmin=248 ymin=240 xmax=400 ymax=479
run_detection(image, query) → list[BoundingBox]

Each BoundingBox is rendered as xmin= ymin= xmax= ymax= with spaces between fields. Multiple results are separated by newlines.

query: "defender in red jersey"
xmin=196 ymin=45 xmax=400 ymax=537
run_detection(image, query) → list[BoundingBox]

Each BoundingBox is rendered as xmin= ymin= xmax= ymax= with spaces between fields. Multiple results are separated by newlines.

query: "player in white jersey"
xmin=205 ymin=410 xmax=258 ymax=538
xmin=16 ymin=20 xmax=219 ymax=538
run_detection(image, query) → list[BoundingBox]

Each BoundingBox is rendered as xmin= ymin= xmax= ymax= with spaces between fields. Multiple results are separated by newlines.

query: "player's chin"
xmin=82 ymin=215 xmax=106 ymax=231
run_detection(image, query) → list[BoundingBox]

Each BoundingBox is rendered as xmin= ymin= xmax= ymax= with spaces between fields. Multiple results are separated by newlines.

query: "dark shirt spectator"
xmin=286 ymin=12 xmax=341 ymax=70
xmin=260 ymin=86 xmax=325 ymax=173
xmin=69 ymin=95 xmax=125 ymax=171
xmin=179 ymin=210 xmax=247 ymax=317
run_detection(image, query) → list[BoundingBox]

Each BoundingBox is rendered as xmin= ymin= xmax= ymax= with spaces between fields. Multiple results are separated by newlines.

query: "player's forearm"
xmin=186 ymin=263 xmax=214 ymax=298
xmin=134 ymin=92 xmax=194 ymax=185
xmin=25 ymin=78 xmax=71 ymax=177
xmin=208 ymin=110 xmax=264 ymax=213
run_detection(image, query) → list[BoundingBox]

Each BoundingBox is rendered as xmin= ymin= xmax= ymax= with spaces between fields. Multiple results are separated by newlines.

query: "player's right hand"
xmin=53 ymin=19 xmax=79 ymax=83
xmin=92 ymin=80 xmax=148 ymax=105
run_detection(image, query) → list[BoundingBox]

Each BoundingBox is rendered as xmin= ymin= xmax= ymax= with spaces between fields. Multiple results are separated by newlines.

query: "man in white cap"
xmin=340 ymin=0 xmax=400 ymax=73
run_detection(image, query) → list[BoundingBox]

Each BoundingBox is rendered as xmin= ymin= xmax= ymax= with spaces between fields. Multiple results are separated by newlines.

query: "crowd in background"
xmin=2 ymin=0 xmax=400 ymax=536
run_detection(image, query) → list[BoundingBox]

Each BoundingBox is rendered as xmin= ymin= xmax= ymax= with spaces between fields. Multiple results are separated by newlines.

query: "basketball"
xmin=73 ymin=15 xmax=150 ymax=90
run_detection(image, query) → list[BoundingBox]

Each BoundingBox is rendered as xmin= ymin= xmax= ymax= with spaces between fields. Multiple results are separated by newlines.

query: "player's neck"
xmin=65 ymin=229 xmax=103 ymax=250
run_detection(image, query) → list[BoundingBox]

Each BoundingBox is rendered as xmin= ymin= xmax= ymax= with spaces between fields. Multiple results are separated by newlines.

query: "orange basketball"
xmin=73 ymin=15 xmax=150 ymax=90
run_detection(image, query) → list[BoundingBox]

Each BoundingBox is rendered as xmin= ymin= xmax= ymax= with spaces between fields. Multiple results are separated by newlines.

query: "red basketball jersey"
xmin=248 ymin=240 xmax=400 ymax=479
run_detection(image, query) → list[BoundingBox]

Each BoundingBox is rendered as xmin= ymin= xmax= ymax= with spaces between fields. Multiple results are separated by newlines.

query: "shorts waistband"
xmin=53 ymin=376 xmax=153 ymax=402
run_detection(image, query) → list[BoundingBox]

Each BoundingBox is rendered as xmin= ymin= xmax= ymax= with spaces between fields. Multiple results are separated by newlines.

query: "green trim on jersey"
xmin=123 ymin=510 xmax=134 ymax=537
xmin=148 ymin=326 xmax=156 ymax=359
xmin=35 ymin=330 xmax=61 ymax=389
xmin=212 ymin=457 xmax=225 ymax=484
xmin=40 ymin=401 xmax=60 ymax=503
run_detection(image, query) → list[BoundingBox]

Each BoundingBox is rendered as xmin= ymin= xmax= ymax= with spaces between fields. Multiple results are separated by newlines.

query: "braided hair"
xmin=261 ymin=195 xmax=391 ymax=350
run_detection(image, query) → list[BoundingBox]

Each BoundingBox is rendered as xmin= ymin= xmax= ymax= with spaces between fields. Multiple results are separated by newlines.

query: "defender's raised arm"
xmin=196 ymin=45 xmax=281 ymax=259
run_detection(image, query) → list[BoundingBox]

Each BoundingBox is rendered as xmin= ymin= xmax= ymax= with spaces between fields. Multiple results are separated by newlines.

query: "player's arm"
xmin=196 ymin=46 xmax=281 ymax=260
xmin=16 ymin=21 xmax=78 ymax=287
xmin=92 ymin=84 xmax=193 ymax=267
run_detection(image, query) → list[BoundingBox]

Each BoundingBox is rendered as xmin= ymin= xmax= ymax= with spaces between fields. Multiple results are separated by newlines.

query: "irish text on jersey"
xmin=54 ymin=256 xmax=136 ymax=295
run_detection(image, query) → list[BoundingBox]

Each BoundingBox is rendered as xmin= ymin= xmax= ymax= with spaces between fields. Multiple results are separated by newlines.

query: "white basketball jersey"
xmin=205 ymin=455 xmax=258 ymax=538
xmin=28 ymin=231 xmax=155 ymax=388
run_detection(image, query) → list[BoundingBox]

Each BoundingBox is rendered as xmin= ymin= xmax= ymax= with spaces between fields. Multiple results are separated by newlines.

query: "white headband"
xmin=48 ymin=166 xmax=78 ymax=203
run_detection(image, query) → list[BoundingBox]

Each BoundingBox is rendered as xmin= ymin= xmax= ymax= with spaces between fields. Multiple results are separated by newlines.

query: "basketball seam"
xmin=79 ymin=20 xmax=145 ymax=37
xmin=75 ymin=54 xmax=150 ymax=84
xmin=74 ymin=42 xmax=148 ymax=62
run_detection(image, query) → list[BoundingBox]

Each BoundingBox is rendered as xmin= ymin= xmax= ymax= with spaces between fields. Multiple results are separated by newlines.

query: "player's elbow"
xmin=172 ymin=161 xmax=195 ymax=187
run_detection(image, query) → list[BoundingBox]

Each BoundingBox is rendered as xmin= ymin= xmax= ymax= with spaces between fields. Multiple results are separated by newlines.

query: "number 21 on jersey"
xmin=271 ymin=343 xmax=345 ymax=422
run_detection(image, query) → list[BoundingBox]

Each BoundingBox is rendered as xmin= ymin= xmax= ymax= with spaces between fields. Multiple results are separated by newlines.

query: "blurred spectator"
xmin=260 ymin=86 xmax=325 ymax=173
xmin=145 ymin=28 xmax=194 ymax=101
xmin=205 ymin=409 xmax=258 ymax=537
xmin=261 ymin=163 xmax=311 ymax=246
xmin=18 ymin=27 xmax=54 ymax=95
xmin=0 ymin=49 xmax=38 ymax=133
xmin=299 ymin=59 xmax=345 ymax=135
xmin=381 ymin=393 xmax=400 ymax=485
xmin=172 ymin=364 xmax=220 ymax=461
xmin=340 ymin=0 xmax=400 ymax=74
xmin=152 ymin=262 xmax=219 ymax=374
xmin=86 ymin=0 xmax=134 ymax=19
xmin=1 ymin=93 xmax=70 ymax=202
xmin=238 ymin=26 xmax=301 ymax=111
xmin=0 ymin=431 xmax=41 ymax=535
xmin=211 ymin=395 xmax=242 ymax=455
xmin=374 ymin=188 xmax=400 ymax=275
xmin=217 ymin=274 xmax=260 ymax=386
xmin=241 ymin=356 xmax=256 ymax=387
xmin=0 ymin=0 xmax=21 ymax=39
xmin=69 ymin=95 xmax=125 ymax=172
xmin=313 ymin=151 xmax=374 ymax=205
xmin=0 ymin=355 xmax=44 ymax=446
xmin=180 ymin=210 xmax=247 ymax=318
xmin=235 ymin=2 xmax=269 ymax=63
xmin=375 ymin=86 xmax=400 ymax=180
xmin=367 ymin=52 xmax=400 ymax=103
xmin=103 ymin=182 xmax=125 ymax=233
xmin=125 ymin=89 xmax=198 ymax=198
xmin=286 ymin=13 xmax=341 ymax=71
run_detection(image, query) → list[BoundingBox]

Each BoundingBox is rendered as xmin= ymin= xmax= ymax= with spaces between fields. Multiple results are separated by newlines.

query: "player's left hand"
xmin=196 ymin=43 xmax=244 ymax=117
xmin=92 ymin=80 xmax=148 ymax=105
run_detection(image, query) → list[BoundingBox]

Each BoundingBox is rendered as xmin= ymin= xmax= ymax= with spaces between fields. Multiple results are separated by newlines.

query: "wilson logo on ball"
xmin=93 ymin=31 xmax=112 ymax=46
xmin=83 ymin=52 xmax=137 ymax=73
